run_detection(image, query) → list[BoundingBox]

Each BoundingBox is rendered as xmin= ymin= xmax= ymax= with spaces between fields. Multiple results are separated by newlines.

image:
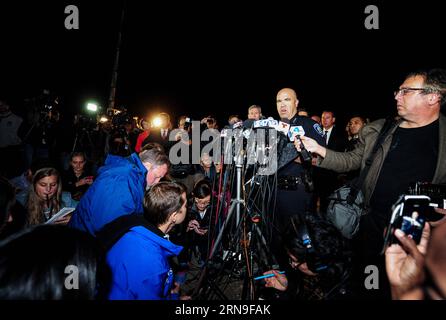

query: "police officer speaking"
xmin=272 ymin=88 xmax=326 ymax=268
xmin=276 ymin=88 xmax=326 ymax=217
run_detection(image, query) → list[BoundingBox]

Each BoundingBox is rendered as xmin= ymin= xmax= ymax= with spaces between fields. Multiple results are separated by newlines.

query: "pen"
xmin=253 ymin=271 xmax=285 ymax=281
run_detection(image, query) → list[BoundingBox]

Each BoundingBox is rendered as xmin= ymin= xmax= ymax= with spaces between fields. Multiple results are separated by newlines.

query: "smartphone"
xmin=382 ymin=195 xmax=429 ymax=252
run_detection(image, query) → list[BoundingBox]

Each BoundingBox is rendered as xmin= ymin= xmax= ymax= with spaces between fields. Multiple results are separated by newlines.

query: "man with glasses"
xmin=295 ymin=69 xmax=446 ymax=299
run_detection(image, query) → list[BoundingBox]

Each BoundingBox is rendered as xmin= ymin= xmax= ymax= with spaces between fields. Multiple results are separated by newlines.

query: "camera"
xmin=111 ymin=110 xmax=132 ymax=128
xmin=408 ymin=182 xmax=446 ymax=209
xmin=184 ymin=117 xmax=192 ymax=130
xmin=25 ymin=90 xmax=60 ymax=126
xmin=382 ymin=195 xmax=431 ymax=252
xmin=74 ymin=114 xmax=97 ymax=131
xmin=206 ymin=117 xmax=216 ymax=125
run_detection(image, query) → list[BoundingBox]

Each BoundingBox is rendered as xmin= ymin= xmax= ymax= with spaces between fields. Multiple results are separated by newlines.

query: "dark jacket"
xmin=325 ymin=125 xmax=348 ymax=152
xmin=62 ymin=166 xmax=95 ymax=201
xmin=142 ymin=128 xmax=175 ymax=152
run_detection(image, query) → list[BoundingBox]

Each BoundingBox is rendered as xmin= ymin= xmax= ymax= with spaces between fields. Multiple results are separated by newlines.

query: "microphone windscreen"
xmin=243 ymin=119 xmax=255 ymax=128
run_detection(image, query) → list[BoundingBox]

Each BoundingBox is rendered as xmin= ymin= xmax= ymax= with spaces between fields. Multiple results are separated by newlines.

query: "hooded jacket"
xmin=106 ymin=225 xmax=183 ymax=300
xmin=69 ymin=153 xmax=147 ymax=236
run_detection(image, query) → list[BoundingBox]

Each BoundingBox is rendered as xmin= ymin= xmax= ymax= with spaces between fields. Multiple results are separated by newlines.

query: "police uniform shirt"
xmin=278 ymin=115 xmax=326 ymax=177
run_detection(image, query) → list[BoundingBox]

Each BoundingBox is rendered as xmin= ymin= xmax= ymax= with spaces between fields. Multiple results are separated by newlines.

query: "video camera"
xmin=111 ymin=109 xmax=132 ymax=128
xmin=74 ymin=114 xmax=97 ymax=132
xmin=25 ymin=89 xmax=60 ymax=125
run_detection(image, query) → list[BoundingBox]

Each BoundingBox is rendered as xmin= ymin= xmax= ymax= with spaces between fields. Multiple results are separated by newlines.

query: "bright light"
xmin=99 ymin=116 xmax=109 ymax=123
xmin=86 ymin=103 xmax=98 ymax=112
xmin=152 ymin=117 xmax=162 ymax=128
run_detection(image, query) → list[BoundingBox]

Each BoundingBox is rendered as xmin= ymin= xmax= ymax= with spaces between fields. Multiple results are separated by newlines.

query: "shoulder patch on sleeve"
xmin=313 ymin=123 xmax=324 ymax=137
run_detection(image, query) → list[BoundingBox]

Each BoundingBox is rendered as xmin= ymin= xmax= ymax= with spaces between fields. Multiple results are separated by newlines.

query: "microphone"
xmin=281 ymin=118 xmax=312 ymax=163
xmin=296 ymin=135 xmax=312 ymax=163
xmin=242 ymin=119 xmax=255 ymax=129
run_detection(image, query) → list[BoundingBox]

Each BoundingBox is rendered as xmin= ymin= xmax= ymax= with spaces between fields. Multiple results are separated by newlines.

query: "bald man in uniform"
xmin=272 ymin=88 xmax=326 ymax=268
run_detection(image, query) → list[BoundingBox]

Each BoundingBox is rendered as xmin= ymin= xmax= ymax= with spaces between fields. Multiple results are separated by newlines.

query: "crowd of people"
xmin=0 ymin=68 xmax=445 ymax=300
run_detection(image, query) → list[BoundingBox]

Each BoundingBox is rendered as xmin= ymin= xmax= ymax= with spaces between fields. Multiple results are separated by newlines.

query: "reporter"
xmin=295 ymin=69 xmax=446 ymax=299
xmin=63 ymin=152 xmax=95 ymax=201
xmin=106 ymin=182 xmax=187 ymax=300
xmin=186 ymin=180 xmax=213 ymax=262
xmin=22 ymin=168 xmax=77 ymax=226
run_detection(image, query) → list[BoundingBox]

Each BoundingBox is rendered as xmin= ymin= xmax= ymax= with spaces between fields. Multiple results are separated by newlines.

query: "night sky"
xmin=1 ymin=1 xmax=445 ymax=126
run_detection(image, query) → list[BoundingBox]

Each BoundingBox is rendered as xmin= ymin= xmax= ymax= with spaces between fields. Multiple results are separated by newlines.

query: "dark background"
xmin=1 ymin=0 xmax=445 ymax=127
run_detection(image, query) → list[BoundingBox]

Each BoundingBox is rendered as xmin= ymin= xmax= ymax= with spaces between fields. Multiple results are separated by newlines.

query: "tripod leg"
xmin=72 ymin=133 xmax=79 ymax=153
xmin=209 ymin=201 xmax=237 ymax=259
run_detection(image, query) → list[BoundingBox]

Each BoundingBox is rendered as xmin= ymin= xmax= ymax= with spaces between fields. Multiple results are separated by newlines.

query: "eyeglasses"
xmin=394 ymin=87 xmax=428 ymax=97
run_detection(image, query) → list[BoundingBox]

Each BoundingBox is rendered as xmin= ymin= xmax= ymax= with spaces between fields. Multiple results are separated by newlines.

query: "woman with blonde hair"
xmin=25 ymin=167 xmax=77 ymax=226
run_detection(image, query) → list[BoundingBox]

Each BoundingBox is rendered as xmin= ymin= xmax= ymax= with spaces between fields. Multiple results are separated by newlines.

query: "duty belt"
xmin=278 ymin=176 xmax=303 ymax=190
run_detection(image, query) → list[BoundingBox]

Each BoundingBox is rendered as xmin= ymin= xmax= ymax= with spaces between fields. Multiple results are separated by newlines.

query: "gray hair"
xmin=248 ymin=105 xmax=262 ymax=113
xmin=139 ymin=147 xmax=170 ymax=168
xmin=407 ymin=68 xmax=446 ymax=106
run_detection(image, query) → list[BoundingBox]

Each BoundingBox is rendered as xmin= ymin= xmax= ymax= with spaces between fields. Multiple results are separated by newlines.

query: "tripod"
xmin=72 ymin=127 xmax=95 ymax=154
xmin=191 ymin=153 xmax=275 ymax=300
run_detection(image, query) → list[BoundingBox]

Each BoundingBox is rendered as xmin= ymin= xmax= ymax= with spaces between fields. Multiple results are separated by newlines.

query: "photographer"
xmin=387 ymin=217 xmax=446 ymax=300
xmin=109 ymin=114 xmax=136 ymax=157
xmin=385 ymin=206 xmax=446 ymax=300
xmin=262 ymin=214 xmax=352 ymax=300
xmin=0 ymin=99 xmax=25 ymax=178
xmin=295 ymin=69 xmax=446 ymax=298
xmin=170 ymin=116 xmax=204 ymax=195
xmin=201 ymin=115 xmax=219 ymax=130
xmin=22 ymin=91 xmax=61 ymax=166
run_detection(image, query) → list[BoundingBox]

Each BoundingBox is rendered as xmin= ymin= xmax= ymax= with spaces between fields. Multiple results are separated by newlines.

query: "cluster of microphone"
xmin=223 ymin=117 xmax=313 ymax=164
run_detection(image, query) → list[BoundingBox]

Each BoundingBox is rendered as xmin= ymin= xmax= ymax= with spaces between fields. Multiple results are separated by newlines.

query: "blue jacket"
xmin=106 ymin=226 xmax=183 ymax=300
xmin=69 ymin=153 xmax=147 ymax=236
